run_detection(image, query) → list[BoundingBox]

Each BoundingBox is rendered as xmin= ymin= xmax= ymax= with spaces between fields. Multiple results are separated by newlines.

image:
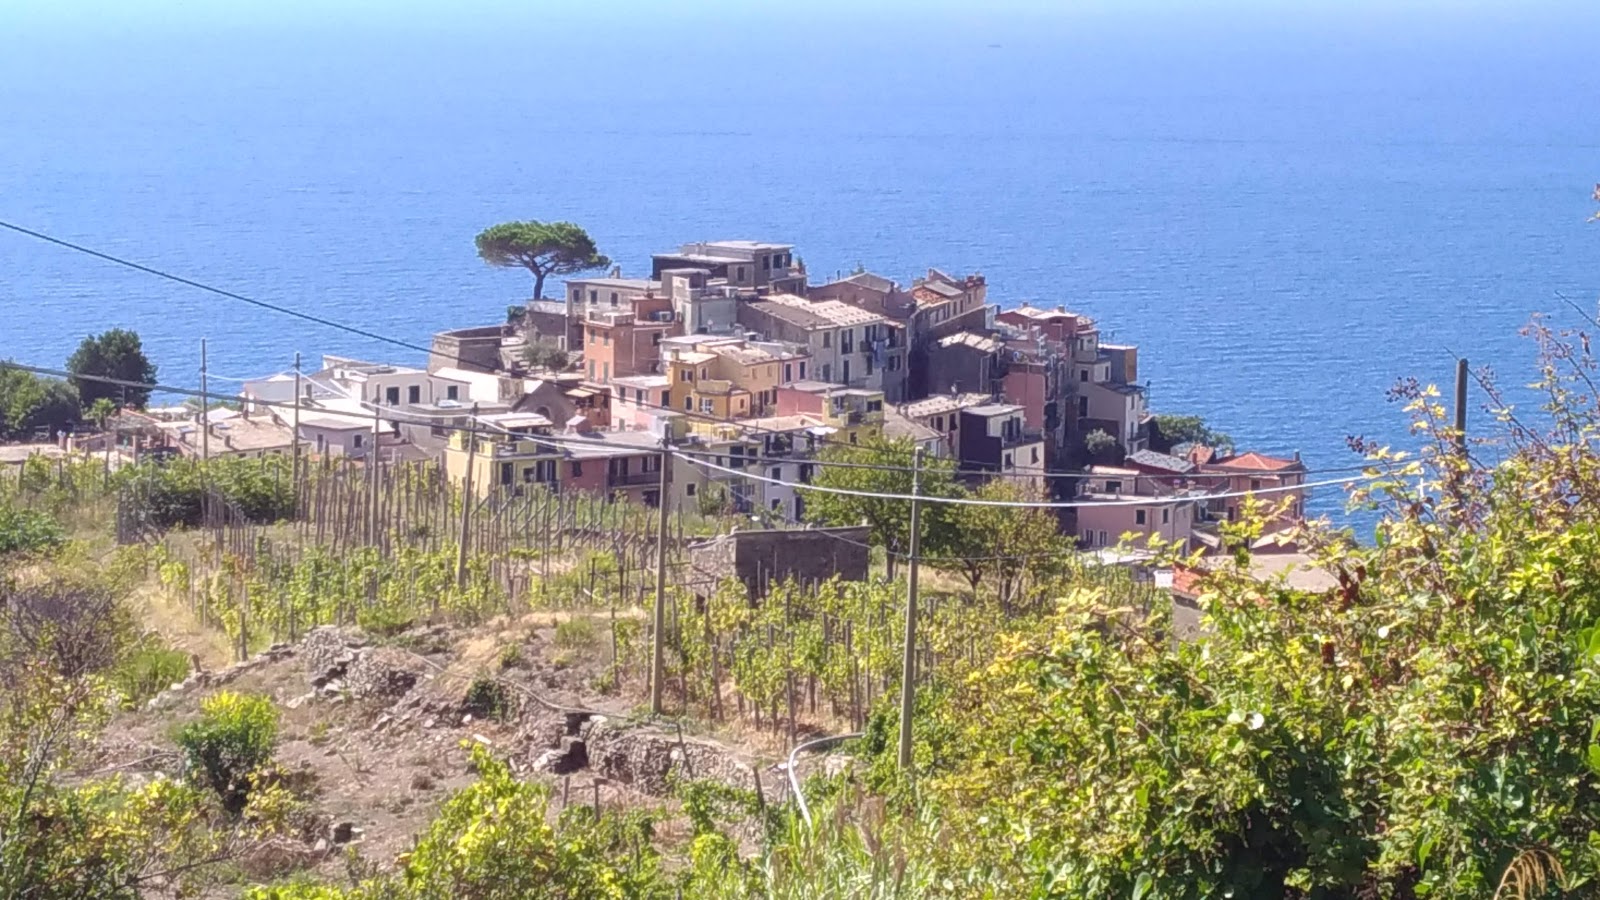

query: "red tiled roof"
xmin=1208 ymin=451 xmax=1301 ymax=472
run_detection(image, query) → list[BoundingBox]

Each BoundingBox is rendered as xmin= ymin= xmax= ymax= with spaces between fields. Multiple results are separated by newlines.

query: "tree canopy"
xmin=475 ymin=221 xmax=610 ymax=299
xmin=1150 ymin=413 xmax=1233 ymax=454
xmin=0 ymin=367 xmax=80 ymax=439
xmin=802 ymin=436 xmax=960 ymax=578
xmin=66 ymin=329 xmax=157 ymax=409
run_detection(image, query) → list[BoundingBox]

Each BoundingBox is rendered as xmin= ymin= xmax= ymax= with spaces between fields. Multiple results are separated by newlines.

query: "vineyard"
xmin=3 ymin=450 xmax=1160 ymax=738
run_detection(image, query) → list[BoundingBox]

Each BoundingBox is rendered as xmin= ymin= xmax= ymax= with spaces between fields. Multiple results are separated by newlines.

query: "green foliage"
xmin=1149 ymin=413 xmax=1233 ymax=454
xmin=0 ymin=503 xmax=66 ymax=556
xmin=803 ymin=436 xmax=960 ymax=575
xmin=462 ymin=676 xmax=512 ymax=721
xmin=86 ymin=396 xmax=118 ymax=429
xmin=66 ymin=328 xmax=157 ymax=409
xmin=124 ymin=455 xmax=296 ymax=528
xmin=175 ymin=691 xmax=280 ymax=813
xmin=475 ymin=220 xmax=610 ymax=299
xmin=0 ymin=365 xmax=80 ymax=439
xmin=523 ymin=338 xmax=571 ymax=372
xmin=110 ymin=640 xmax=191 ymax=706
xmin=937 ymin=479 xmax=1072 ymax=595
xmin=1081 ymin=427 xmax=1120 ymax=463
xmin=554 ymin=616 xmax=599 ymax=649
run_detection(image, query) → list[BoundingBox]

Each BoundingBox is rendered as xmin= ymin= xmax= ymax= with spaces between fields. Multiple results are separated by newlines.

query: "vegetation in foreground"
xmin=6 ymin=321 xmax=1600 ymax=898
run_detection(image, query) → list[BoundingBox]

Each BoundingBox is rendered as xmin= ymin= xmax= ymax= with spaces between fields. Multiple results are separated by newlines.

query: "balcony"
xmin=1001 ymin=429 xmax=1044 ymax=450
xmin=608 ymin=470 xmax=659 ymax=488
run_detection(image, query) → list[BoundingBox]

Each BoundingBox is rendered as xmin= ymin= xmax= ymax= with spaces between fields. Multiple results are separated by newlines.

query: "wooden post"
xmin=650 ymin=443 xmax=671 ymax=716
xmin=1454 ymin=357 xmax=1469 ymax=455
xmin=454 ymin=405 xmax=480 ymax=595
xmin=369 ymin=401 xmax=382 ymax=546
xmin=897 ymin=447 xmax=924 ymax=771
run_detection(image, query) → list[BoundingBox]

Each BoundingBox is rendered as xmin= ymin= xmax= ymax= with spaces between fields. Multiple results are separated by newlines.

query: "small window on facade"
xmin=800 ymin=464 xmax=813 ymax=483
xmin=798 ymin=361 xmax=807 ymax=379
xmin=686 ymin=483 xmax=697 ymax=497
xmin=407 ymin=385 xmax=420 ymax=404
xmin=867 ymin=400 xmax=882 ymax=412
xmin=588 ymin=360 xmax=595 ymax=379
xmin=1031 ymin=447 xmax=1039 ymax=464
xmin=653 ymin=332 xmax=663 ymax=345
xmin=683 ymin=396 xmax=692 ymax=410
xmin=353 ymin=433 xmax=364 ymax=448
xmin=602 ymin=362 xmax=610 ymax=381
xmin=822 ymin=331 xmax=831 ymax=348
xmin=1080 ymin=369 xmax=1089 ymax=382
xmin=1078 ymin=396 xmax=1089 ymax=417
xmin=1250 ymin=478 xmax=1262 ymax=490
xmin=736 ymin=266 xmax=746 ymax=281
xmin=700 ymin=367 xmax=709 ymax=380
xmin=1099 ymin=530 xmax=1108 ymax=546
xmin=1105 ymin=480 xmax=1121 ymax=494
xmin=610 ymin=291 xmax=619 ymax=306
xmin=1135 ymin=509 xmax=1146 ymax=525
xmin=572 ymin=461 xmax=583 ymax=477
xmin=589 ymin=290 xmax=598 ymax=303
xmin=700 ymin=399 xmax=713 ymax=413
xmin=1162 ymin=508 xmax=1171 ymax=524
xmin=385 ymin=386 xmax=400 ymax=405
xmin=634 ymin=389 xmax=644 ymax=404
xmin=1004 ymin=452 xmax=1013 ymax=467
xmin=934 ymin=416 xmax=944 ymax=431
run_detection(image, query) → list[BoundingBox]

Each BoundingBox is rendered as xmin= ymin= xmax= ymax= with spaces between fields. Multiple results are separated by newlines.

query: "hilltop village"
xmin=92 ymin=238 xmax=1312 ymax=568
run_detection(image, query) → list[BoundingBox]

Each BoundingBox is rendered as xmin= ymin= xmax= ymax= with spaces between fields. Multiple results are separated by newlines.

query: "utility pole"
xmin=897 ymin=446 xmax=924 ymax=771
xmin=649 ymin=440 xmax=672 ymax=716
xmin=453 ymin=404 xmax=480 ymax=594
xmin=368 ymin=399 xmax=382 ymax=546
xmin=1454 ymin=357 xmax=1469 ymax=456
xmin=291 ymin=352 xmax=302 ymax=503
xmin=199 ymin=338 xmax=210 ymax=463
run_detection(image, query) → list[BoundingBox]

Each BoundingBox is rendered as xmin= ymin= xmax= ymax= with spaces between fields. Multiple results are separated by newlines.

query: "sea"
xmin=3 ymin=1 xmax=1598 ymax=532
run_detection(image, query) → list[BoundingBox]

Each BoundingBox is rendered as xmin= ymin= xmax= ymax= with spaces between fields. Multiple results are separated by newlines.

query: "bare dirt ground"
xmin=83 ymin=609 xmax=801 ymax=895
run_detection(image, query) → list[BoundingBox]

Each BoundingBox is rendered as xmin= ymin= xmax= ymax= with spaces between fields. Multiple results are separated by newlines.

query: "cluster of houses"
xmin=109 ymin=238 xmax=1310 ymax=556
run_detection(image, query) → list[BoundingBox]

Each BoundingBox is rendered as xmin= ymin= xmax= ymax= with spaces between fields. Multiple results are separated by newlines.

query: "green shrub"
xmin=554 ymin=616 xmax=598 ymax=649
xmin=461 ymin=676 xmax=512 ymax=721
xmin=0 ymin=504 xmax=66 ymax=555
xmin=497 ymin=644 xmax=523 ymax=670
xmin=175 ymin=691 xmax=280 ymax=813
xmin=111 ymin=642 xmax=191 ymax=705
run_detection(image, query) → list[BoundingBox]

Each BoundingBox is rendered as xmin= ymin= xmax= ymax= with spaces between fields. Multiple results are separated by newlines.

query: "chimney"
xmin=609 ymin=265 xmax=621 ymax=278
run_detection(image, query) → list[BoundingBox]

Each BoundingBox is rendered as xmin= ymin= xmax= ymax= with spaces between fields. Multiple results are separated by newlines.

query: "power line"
xmin=671 ymin=449 xmax=1382 ymax=510
xmin=0 ymin=220 xmax=437 ymax=357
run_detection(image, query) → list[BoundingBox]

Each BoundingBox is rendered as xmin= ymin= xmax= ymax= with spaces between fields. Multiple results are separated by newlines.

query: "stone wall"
xmin=687 ymin=526 xmax=871 ymax=599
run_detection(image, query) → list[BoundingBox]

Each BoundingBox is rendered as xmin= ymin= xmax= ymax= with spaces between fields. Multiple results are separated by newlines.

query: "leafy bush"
xmin=123 ymin=456 xmax=295 ymax=530
xmin=461 ymin=676 xmax=512 ymax=721
xmin=554 ymin=616 xmax=598 ymax=649
xmin=0 ymin=503 xmax=67 ymax=555
xmin=175 ymin=691 xmax=280 ymax=813
xmin=110 ymin=641 xmax=191 ymax=705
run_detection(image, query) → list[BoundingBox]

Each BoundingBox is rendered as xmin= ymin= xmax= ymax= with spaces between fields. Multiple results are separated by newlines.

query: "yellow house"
xmin=442 ymin=413 xmax=562 ymax=498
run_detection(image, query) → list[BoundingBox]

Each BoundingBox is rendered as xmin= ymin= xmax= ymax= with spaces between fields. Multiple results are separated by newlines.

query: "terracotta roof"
xmin=1207 ymin=451 xmax=1303 ymax=472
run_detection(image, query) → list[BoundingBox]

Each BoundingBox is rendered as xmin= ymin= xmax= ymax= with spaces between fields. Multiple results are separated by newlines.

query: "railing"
xmin=607 ymin=470 xmax=658 ymax=488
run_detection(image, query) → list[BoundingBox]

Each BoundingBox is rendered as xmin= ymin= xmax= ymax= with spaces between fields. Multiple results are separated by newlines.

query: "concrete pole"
xmin=292 ymin=352 xmax=302 ymax=501
xmin=650 ymin=441 xmax=671 ymax=716
xmin=453 ymin=404 xmax=480 ymax=594
xmin=199 ymin=338 xmax=210 ymax=463
xmin=897 ymin=446 xmax=924 ymax=771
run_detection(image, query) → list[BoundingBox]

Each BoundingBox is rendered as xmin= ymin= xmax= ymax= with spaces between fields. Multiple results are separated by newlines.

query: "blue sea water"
xmin=2 ymin=2 xmax=1598 ymax=529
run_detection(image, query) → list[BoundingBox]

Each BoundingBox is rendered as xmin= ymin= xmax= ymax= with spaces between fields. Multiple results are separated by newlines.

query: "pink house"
xmin=1189 ymin=449 xmax=1308 ymax=527
xmin=1072 ymin=465 xmax=1197 ymax=550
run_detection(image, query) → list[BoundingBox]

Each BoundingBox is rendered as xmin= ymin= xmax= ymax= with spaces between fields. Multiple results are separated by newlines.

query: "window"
xmin=571 ymin=461 xmax=583 ymax=478
xmin=762 ymin=255 xmax=771 ymax=270
xmin=353 ymin=433 xmax=364 ymax=448
xmin=1031 ymin=447 xmax=1039 ymax=464
xmin=500 ymin=462 xmax=513 ymax=485
xmin=822 ymin=331 xmax=831 ymax=348
xmin=588 ymin=360 xmax=596 ymax=379
xmin=737 ymin=398 xmax=746 ymax=412
xmin=1162 ymin=508 xmax=1170 ymax=524
xmin=865 ymin=355 xmax=873 ymax=376
xmin=680 ymin=369 xmax=693 ymax=382
xmin=634 ymin=389 xmax=644 ymax=405
xmin=659 ymin=391 xmax=669 ymax=405
xmin=1098 ymin=530 xmax=1108 ymax=546
xmin=770 ymin=497 xmax=781 ymax=511
xmin=602 ymin=362 xmax=610 ymax=381
xmin=589 ymin=289 xmax=598 ymax=303
xmin=603 ymin=333 xmax=610 ymax=346
xmin=784 ymin=363 xmax=793 ymax=382
xmin=683 ymin=396 xmax=692 ymax=411
xmin=841 ymin=329 xmax=853 ymax=353
xmin=888 ymin=355 xmax=900 ymax=371
xmin=1004 ymin=452 xmax=1013 ymax=467
xmin=610 ymin=291 xmax=619 ymax=306
xmin=1135 ymin=509 xmax=1147 ymax=525
xmin=700 ymin=399 xmax=714 ymax=413
xmin=385 ymin=386 xmax=400 ymax=405
xmin=653 ymin=332 xmax=663 ymax=345
xmin=446 ymin=385 xmax=459 ymax=401
xmin=686 ymin=483 xmax=697 ymax=497
xmin=799 ymin=464 xmax=813 ymax=483
xmin=842 ymin=360 xmax=850 ymax=383
xmin=820 ymin=364 xmax=831 ymax=382
xmin=798 ymin=361 xmax=807 ymax=379
xmin=407 ymin=385 xmax=420 ymax=404
xmin=1083 ymin=529 xmax=1094 ymax=546
xmin=700 ymin=367 xmax=708 ymax=380
xmin=1105 ymin=480 xmax=1121 ymax=494
xmin=1250 ymin=478 xmax=1262 ymax=490
xmin=736 ymin=266 xmax=746 ymax=281
xmin=729 ymin=447 xmax=746 ymax=469
xmin=1080 ymin=369 xmax=1089 ymax=382
xmin=866 ymin=399 xmax=882 ymax=412
xmin=934 ymin=416 xmax=944 ymax=431
xmin=849 ymin=432 xmax=858 ymax=445
xmin=589 ymin=329 xmax=597 ymax=345
xmin=1078 ymin=396 xmax=1089 ymax=417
